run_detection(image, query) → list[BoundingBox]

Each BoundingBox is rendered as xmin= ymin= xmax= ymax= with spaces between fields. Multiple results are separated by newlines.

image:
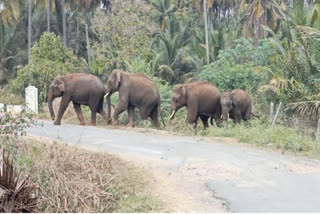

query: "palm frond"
xmin=286 ymin=100 xmax=320 ymax=119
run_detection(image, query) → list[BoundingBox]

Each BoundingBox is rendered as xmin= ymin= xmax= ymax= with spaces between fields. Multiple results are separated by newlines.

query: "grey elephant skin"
xmin=105 ymin=70 xmax=161 ymax=128
xmin=221 ymin=89 xmax=255 ymax=123
xmin=48 ymin=73 xmax=110 ymax=126
xmin=169 ymin=81 xmax=221 ymax=134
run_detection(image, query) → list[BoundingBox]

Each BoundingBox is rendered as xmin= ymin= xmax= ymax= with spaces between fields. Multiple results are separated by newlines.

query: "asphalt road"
xmin=27 ymin=120 xmax=320 ymax=212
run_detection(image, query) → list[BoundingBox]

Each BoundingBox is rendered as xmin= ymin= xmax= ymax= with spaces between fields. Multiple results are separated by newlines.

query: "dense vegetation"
xmin=1 ymin=0 xmax=320 ymax=139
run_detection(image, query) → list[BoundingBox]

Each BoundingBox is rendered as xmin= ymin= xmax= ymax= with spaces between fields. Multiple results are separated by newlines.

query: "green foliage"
xmin=0 ymin=110 xmax=36 ymax=150
xmin=91 ymin=1 xmax=154 ymax=77
xmin=152 ymin=19 xmax=201 ymax=85
xmin=0 ymin=85 xmax=24 ymax=104
xmin=11 ymin=33 xmax=86 ymax=103
xmin=198 ymin=39 xmax=271 ymax=93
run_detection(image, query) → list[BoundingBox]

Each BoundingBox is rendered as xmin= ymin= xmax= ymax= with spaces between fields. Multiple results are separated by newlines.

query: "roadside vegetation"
xmin=0 ymin=111 xmax=163 ymax=212
xmin=18 ymin=138 xmax=162 ymax=212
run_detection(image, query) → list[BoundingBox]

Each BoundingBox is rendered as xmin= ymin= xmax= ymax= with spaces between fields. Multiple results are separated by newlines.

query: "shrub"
xmin=0 ymin=111 xmax=35 ymax=150
xmin=91 ymin=1 xmax=154 ymax=77
xmin=11 ymin=33 xmax=87 ymax=103
xmin=198 ymin=38 xmax=272 ymax=94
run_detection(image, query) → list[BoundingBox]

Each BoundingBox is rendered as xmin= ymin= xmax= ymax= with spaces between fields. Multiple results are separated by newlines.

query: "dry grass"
xmin=17 ymin=138 xmax=161 ymax=212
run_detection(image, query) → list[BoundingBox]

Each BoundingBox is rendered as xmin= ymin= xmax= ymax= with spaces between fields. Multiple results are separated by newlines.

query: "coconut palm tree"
xmin=151 ymin=0 xmax=177 ymax=30
xmin=28 ymin=0 xmax=32 ymax=62
xmin=0 ymin=0 xmax=21 ymax=57
xmin=73 ymin=0 xmax=101 ymax=66
xmin=238 ymin=0 xmax=286 ymax=45
xmin=152 ymin=20 xmax=201 ymax=84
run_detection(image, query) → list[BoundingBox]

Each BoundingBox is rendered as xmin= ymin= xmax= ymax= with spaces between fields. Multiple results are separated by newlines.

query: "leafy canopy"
xmin=11 ymin=32 xmax=87 ymax=103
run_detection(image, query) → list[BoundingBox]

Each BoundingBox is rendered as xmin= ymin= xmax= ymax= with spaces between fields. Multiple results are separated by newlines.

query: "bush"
xmin=91 ymin=1 xmax=154 ymax=77
xmin=0 ymin=111 xmax=35 ymax=150
xmin=198 ymin=38 xmax=272 ymax=94
xmin=11 ymin=33 xmax=87 ymax=103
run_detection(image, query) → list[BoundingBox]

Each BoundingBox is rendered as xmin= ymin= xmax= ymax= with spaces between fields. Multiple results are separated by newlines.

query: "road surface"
xmin=27 ymin=121 xmax=320 ymax=212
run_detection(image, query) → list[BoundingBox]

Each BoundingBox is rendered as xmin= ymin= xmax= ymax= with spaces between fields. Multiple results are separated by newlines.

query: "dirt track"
xmin=27 ymin=121 xmax=320 ymax=212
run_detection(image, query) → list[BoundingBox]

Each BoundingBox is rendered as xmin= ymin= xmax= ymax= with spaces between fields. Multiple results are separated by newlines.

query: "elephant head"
xmin=105 ymin=69 xmax=123 ymax=120
xmin=105 ymin=70 xmax=122 ymax=97
xmin=48 ymin=76 xmax=65 ymax=121
xmin=169 ymin=84 xmax=187 ymax=120
xmin=220 ymin=92 xmax=238 ymax=120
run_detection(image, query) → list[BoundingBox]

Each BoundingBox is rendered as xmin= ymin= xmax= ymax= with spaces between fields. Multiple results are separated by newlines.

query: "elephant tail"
xmin=251 ymin=112 xmax=260 ymax=118
xmin=210 ymin=117 xmax=214 ymax=125
xmin=159 ymin=104 xmax=166 ymax=127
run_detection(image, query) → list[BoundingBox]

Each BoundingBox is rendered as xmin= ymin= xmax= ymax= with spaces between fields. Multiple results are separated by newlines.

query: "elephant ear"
xmin=54 ymin=76 xmax=65 ymax=92
xmin=116 ymin=71 xmax=121 ymax=89
xmin=231 ymin=93 xmax=238 ymax=106
xmin=57 ymin=78 xmax=65 ymax=92
xmin=177 ymin=85 xmax=186 ymax=97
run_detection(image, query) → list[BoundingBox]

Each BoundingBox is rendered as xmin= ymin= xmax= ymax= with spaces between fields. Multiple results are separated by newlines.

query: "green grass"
xmin=204 ymin=119 xmax=320 ymax=158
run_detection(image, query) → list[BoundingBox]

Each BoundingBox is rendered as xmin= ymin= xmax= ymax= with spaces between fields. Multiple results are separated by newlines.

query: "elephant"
xmin=48 ymin=73 xmax=110 ymax=126
xmin=105 ymin=69 xmax=162 ymax=128
xmin=220 ymin=89 xmax=257 ymax=123
xmin=169 ymin=81 xmax=221 ymax=134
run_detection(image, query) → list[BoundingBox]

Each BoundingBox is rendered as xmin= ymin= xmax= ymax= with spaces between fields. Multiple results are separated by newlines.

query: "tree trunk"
xmin=62 ymin=0 xmax=67 ymax=46
xmin=0 ymin=22 xmax=4 ymax=56
xmin=203 ymin=0 xmax=210 ymax=65
xmin=76 ymin=6 xmax=80 ymax=55
xmin=254 ymin=0 xmax=267 ymax=46
xmin=47 ymin=0 xmax=50 ymax=32
xmin=84 ymin=9 xmax=91 ymax=67
xmin=28 ymin=0 xmax=32 ymax=63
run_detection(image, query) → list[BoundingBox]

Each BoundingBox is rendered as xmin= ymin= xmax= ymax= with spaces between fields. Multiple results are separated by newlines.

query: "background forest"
xmin=1 ymin=0 xmax=320 ymax=142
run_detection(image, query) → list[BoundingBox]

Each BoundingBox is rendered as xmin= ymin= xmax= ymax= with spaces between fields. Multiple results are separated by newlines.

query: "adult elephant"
xmin=105 ymin=69 xmax=162 ymax=128
xmin=220 ymin=89 xmax=257 ymax=123
xmin=48 ymin=73 xmax=110 ymax=126
xmin=169 ymin=81 xmax=221 ymax=134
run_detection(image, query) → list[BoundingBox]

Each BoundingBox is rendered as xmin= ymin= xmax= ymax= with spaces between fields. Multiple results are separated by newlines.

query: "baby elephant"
xmin=220 ymin=89 xmax=256 ymax=123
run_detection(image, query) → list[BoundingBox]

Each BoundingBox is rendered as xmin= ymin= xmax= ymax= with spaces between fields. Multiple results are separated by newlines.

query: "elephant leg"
xmin=199 ymin=115 xmax=209 ymax=129
xmin=89 ymin=111 xmax=97 ymax=126
xmin=97 ymin=97 xmax=111 ymax=125
xmin=243 ymin=106 xmax=251 ymax=121
xmin=186 ymin=105 xmax=198 ymax=124
xmin=113 ymin=98 xmax=129 ymax=126
xmin=73 ymin=102 xmax=85 ymax=126
xmin=139 ymin=103 xmax=153 ymax=121
xmin=213 ymin=113 xmax=222 ymax=128
xmin=234 ymin=114 xmax=241 ymax=124
xmin=88 ymin=98 xmax=101 ymax=126
xmin=54 ymin=96 xmax=71 ymax=125
xmin=150 ymin=105 xmax=160 ymax=129
xmin=193 ymin=116 xmax=199 ymax=135
xmin=127 ymin=105 xmax=135 ymax=127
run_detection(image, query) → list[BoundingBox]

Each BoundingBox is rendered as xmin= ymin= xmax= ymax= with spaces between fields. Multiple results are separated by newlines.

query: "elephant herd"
xmin=48 ymin=70 xmax=257 ymax=134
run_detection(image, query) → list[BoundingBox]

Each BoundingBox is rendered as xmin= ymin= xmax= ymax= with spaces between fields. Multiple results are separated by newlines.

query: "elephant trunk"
xmin=106 ymin=94 xmax=112 ymax=124
xmin=221 ymin=108 xmax=230 ymax=120
xmin=48 ymin=91 xmax=55 ymax=121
